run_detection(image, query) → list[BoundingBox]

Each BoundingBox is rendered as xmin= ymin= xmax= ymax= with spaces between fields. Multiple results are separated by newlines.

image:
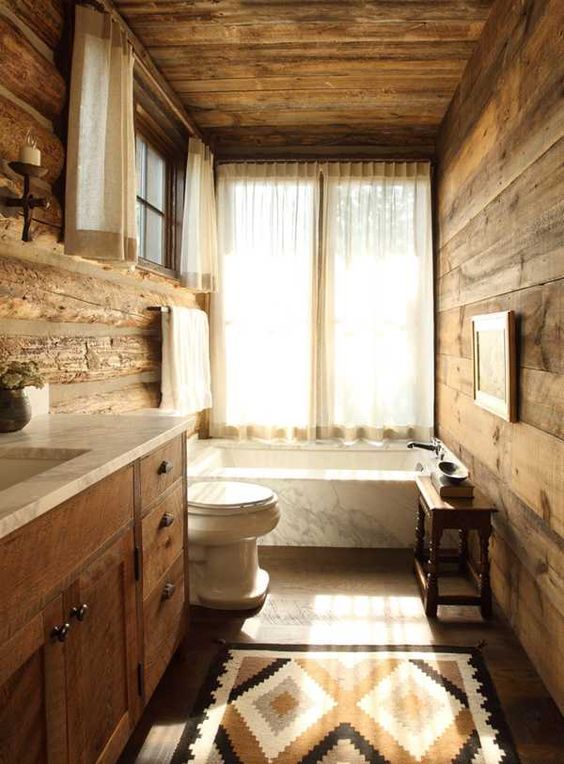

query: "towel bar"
xmin=147 ymin=306 xmax=170 ymax=312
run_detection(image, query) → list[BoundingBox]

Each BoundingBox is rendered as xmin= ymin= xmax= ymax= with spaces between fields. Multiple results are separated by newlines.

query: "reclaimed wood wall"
xmin=435 ymin=0 xmax=564 ymax=712
xmin=0 ymin=0 xmax=200 ymax=414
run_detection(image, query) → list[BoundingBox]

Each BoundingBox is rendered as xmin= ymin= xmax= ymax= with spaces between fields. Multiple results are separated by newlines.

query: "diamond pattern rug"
xmin=172 ymin=645 xmax=520 ymax=764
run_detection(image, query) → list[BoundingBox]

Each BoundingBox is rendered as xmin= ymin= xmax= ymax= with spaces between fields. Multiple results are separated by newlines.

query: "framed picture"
xmin=471 ymin=311 xmax=517 ymax=422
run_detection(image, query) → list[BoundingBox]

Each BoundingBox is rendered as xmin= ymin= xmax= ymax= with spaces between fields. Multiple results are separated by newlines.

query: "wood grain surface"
xmin=435 ymin=0 xmax=564 ymax=714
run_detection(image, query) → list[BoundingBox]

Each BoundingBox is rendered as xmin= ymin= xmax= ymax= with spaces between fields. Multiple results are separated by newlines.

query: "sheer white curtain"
xmin=211 ymin=161 xmax=433 ymax=442
xmin=179 ymin=138 xmax=219 ymax=291
xmin=65 ymin=6 xmax=137 ymax=263
xmin=318 ymin=162 xmax=434 ymax=440
xmin=211 ymin=163 xmax=319 ymax=440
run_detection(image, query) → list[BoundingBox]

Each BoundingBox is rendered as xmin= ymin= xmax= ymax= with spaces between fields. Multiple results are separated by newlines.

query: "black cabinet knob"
xmin=51 ymin=623 xmax=71 ymax=642
xmin=70 ymin=603 xmax=89 ymax=622
xmin=162 ymin=582 xmax=176 ymax=600
xmin=158 ymin=460 xmax=173 ymax=475
xmin=159 ymin=512 xmax=175 ymax=528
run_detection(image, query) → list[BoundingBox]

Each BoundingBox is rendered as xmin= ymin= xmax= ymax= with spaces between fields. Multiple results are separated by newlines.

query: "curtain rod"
xmin=215 ymin=158 xmax=434 ymax=165
xmin=77 ymin=0 xmax=202 ymax=140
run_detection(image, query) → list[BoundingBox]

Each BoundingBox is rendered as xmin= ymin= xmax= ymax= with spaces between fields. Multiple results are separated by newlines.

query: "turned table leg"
xmin=479 ymin=526 xmax=493 ymax=619
xmin=425 ymin=520 xmax=442 ymax=618
xmin=458 ymin=529 xmax=469 ymax=574
xmin=415 ymin=501 xmax=425 ymax=560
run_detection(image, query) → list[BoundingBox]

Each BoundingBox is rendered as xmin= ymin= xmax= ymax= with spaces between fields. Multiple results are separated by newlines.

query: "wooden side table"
xmin=414 ymin=476 xmax=497 ymax=619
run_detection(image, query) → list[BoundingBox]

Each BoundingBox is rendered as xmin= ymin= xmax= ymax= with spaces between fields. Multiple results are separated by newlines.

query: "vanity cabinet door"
xmin=0 ymin=596 xmax=68 ymax=764
xmin=64 ymin=530 xmax=139 ymax=764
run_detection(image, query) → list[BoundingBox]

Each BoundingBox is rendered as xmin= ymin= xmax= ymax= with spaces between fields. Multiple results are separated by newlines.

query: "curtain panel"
xmin=211 ymin=161 xmax=433 ymax=442
xmin=65 ymin=6 xmax=137 ymax=264
xmin=179 ymin=138 xmax=219 ymax=291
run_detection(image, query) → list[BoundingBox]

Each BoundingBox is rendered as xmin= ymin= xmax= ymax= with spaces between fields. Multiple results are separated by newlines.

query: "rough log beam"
xmin=1 ymin=0 xmax=64 ymax=49
xmin=0 ymin=17 xmax=66 ymax=120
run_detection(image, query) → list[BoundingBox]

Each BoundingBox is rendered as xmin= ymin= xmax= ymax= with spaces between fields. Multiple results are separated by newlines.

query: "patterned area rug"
xmin=172 ymin=645 xmax=520 ymax=764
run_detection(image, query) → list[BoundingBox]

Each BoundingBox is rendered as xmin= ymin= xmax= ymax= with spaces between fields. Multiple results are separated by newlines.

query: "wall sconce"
xmin=3 ymin=132 xmax=50 ymax=242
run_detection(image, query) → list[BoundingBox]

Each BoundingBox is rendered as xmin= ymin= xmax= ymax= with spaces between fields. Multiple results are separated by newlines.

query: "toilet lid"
xmin=188 ymin=481 xmax=276 ymax=512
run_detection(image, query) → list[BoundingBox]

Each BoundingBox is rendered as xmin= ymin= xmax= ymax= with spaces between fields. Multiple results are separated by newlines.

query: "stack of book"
xmin=431 ymin=469 xmax=474 ymax=498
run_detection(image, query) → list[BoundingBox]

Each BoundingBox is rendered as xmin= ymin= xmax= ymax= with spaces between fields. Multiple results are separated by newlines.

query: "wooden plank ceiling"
xmin=114 ymin=0 xmax=495 ymax=159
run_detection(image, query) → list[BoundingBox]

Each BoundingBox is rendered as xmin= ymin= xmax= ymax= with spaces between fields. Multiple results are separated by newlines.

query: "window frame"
xmin=134 ymin=115 xmax=184 ymax=279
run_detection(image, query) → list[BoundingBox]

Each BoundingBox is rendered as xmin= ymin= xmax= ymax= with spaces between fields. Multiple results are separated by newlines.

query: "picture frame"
xmin=471 ymin=310 xmax=517 ymax=422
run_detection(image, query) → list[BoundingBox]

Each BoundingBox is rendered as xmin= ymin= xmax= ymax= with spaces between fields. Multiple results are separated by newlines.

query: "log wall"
xmin=435 ymin=0 xmax=564 ymax=712
xmin=0 ymin=0 xmax=200 ymax=415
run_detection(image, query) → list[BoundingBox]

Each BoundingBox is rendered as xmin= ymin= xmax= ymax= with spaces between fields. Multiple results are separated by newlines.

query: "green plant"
xmin=0 ymin=361 xmax=44 ymax=390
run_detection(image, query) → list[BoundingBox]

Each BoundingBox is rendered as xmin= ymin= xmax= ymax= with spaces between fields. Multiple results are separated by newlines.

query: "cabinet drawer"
xmin=143 ymin=554 xmax=185 ymax=700
xmin=139 ymin=436 xmax=183 ymax=510
xmin=142 ymin=484 xmax=185 ymax=598
xmin=0 ymin=466 xmax=133 ymax=644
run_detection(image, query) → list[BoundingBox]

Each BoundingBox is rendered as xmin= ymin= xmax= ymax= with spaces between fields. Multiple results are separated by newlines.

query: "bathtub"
xmin=187 ymin=439 xmax=434 ymax=548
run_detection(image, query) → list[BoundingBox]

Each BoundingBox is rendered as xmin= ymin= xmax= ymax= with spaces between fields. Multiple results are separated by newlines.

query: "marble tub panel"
xmin=192 ymin=474 xmax=420 ymax=547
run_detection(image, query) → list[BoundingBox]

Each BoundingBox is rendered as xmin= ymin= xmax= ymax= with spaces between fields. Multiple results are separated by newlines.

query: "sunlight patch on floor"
xmin=240 ymin=594 xmax=433 ymax=643
xmin=136 ymin=721 xmax=186 ymax=764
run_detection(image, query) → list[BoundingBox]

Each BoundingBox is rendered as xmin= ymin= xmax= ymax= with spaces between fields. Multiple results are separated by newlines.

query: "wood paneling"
xmin=114 ymin=0 xmax=495 ymax=158
xmin=0 ymin=245 xmax=200 ymax=411
xmin=142 ymin=553 xmax=185 ymax=701
xmin=0 ymin=466 xmax=133 ymax=644
xmin=0 ymin=94 xmax=64 ymax=184
xmin=2 ymin=0 xmax=64 ymax=49
xmin=141 ymin=483 xmax=184 ymax=597
xmin=0 ymin=4 xmax=204 ymax=415
xmin=0 ymin=333 xmax=161 ymax=383
xmin=435 ymin=0 xmax=564 ymax=713
xmin=0 ymin=597 xmax=67 ymax=764
xmin=139 ymin=436 xmax=183 ymax=511
xmin=65 ymin=530 xmax=139 ymax=764
xmin=0 ymin=17 xmax=66 ymax=120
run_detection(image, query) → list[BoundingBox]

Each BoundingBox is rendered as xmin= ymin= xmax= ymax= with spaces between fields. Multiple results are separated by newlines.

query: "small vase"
xmin=0 ymin=388 xmax=32 ymax=432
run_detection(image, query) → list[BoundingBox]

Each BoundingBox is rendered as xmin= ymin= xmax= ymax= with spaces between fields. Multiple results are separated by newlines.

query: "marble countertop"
xmin=0 ymin=413 xmax=192 ymax=540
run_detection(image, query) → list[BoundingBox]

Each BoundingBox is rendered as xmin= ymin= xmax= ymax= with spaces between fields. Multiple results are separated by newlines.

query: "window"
xmin=211 ymin=162 xmax=434 ymax=442
xmin=135 ymin=131 xmax=184 ymax=275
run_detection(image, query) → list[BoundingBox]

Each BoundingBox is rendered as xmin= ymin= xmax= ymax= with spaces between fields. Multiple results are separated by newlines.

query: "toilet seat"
xmin=188 ymin=481 xmax=276 ymax=516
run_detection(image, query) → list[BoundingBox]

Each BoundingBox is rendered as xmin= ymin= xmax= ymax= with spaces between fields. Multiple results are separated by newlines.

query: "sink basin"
xmin=0 ymin=447 xmax=88 ymax=492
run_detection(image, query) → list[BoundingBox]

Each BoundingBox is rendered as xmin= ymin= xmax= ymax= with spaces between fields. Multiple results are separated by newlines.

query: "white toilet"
xmin=187 ymin=481 xmax=280 ymax=610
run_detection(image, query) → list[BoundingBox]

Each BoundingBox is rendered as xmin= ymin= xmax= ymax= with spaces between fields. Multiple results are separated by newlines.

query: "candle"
xmin=19 ymin=131 xmax=41 ymax=167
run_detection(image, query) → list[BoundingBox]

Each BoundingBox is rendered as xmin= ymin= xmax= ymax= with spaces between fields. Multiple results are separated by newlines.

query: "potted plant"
xmin=0 ymin=361 xmax=44 ymax=432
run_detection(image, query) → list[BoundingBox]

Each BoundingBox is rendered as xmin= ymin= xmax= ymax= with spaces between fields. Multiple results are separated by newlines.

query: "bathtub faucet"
xmin=407 ymin=437 xmax=444 ymax=458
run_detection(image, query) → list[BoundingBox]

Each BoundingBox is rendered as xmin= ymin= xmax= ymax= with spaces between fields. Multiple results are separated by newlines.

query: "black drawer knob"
xmin=162 ymin=582 xmax=176 ymax=600
xmin=51 ymin=623 xmax=71 ymax=642
xmin=158 ymin=460 xmax=173 ymax=475
xmin=160 ymin=512 xmax=175 ymax=528
xmin=70 ymin=603 xmax=89 ymax=622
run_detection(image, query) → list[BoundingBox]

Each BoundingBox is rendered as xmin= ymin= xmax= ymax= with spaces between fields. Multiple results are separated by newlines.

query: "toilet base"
xmin=189 ymin=539 xmax=270 ymax=611
xmin=194 ymin=568 xmax=269 ymax=611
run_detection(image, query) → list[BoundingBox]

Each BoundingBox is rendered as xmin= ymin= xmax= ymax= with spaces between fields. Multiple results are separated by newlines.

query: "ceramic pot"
xmin=0 ymin=388 xmax=32 ymax=432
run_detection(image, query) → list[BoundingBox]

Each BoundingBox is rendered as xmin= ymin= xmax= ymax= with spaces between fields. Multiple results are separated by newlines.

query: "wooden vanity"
xmin=0 ymin=429 xmax=188 ymax=764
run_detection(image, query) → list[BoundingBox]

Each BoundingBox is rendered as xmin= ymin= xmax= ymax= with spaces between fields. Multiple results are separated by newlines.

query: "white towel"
xmin=160 ymin=306 xmax=212 ymax=415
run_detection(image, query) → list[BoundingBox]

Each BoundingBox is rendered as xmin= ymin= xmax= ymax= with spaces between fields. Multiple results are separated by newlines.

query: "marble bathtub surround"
xmin=188 ymin=440 xmax=436 ymax=548
xmin=0 ymin=413 xmax=192 ymax=540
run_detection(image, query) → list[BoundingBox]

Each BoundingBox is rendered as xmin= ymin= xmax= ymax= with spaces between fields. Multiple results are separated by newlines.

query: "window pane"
xmin=136 ymin=137 xmax=146 ymax=197
xmin=136 ymin=201 xmax=146 ymax=259
xmin=216 ymin=177 xmax=316 ymax=433
xmin=145 ymin=208 xmax=164 ymax=265
xmin=146 ymin=145 xmax=165 ymax=211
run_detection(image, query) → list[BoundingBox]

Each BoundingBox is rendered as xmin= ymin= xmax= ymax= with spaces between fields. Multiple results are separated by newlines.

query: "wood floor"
xmin=119 ymin=547 xmax=563 ymax=764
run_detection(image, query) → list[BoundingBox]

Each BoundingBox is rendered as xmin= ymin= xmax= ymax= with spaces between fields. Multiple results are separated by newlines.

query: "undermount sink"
xmin=0 ymin=447 xmax=88 ymax=492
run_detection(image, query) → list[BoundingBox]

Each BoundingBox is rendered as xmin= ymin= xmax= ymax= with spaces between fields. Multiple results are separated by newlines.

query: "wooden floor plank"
xmin=118 ymin=548 xmax=564 ymax=764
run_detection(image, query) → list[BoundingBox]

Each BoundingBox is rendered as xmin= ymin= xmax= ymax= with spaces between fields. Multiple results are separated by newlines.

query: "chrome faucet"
xmin=407 ymin=437 xmax=445 ymax=459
